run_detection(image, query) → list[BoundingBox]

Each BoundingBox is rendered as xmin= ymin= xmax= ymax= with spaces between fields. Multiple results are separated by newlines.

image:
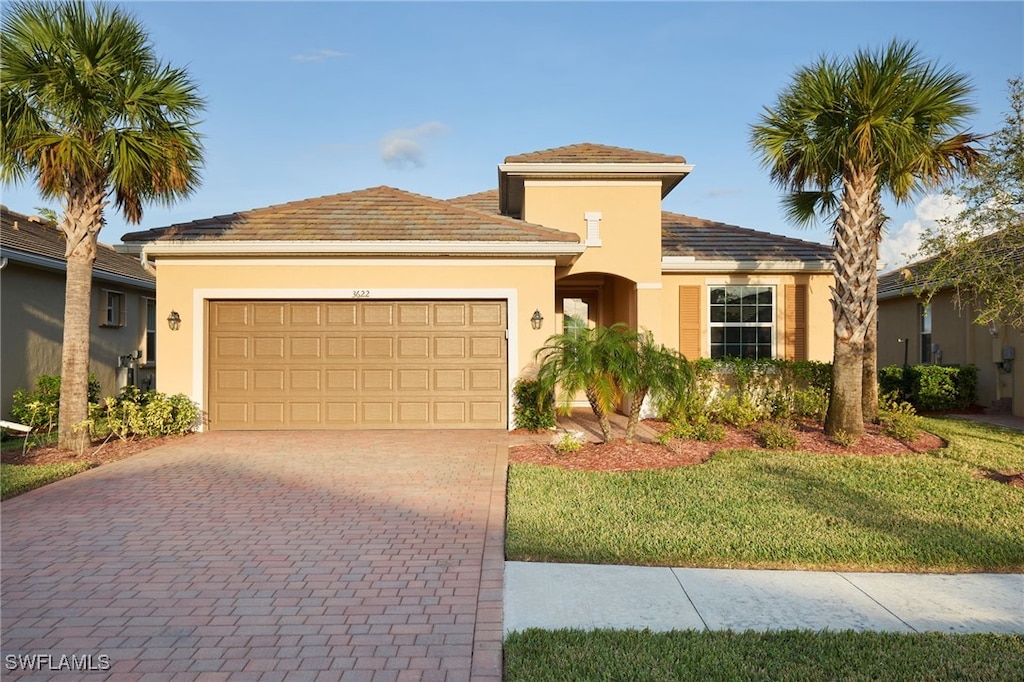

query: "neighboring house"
xmin=121 ymin=143 xmax=835 ymax=431
xmin=1 ymin=206 xmax=157 ymax=418
xmin=878 ymin=252 xmax=1022 ymax=417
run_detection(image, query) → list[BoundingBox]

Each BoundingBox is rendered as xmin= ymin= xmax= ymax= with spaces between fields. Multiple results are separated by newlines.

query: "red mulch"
xmin=509 ymin=419 xmax=950 ymax=473
xmin=1 ymin=434 xmax=190 ymax=467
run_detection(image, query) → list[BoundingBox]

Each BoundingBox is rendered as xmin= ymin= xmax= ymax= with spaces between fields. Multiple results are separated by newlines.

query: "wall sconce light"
xmin=987 ymin=321 xmax=1001 ymax=337
xmin=167 ymin=310 xmax=182 ymax=331
xmin=530 ymin=309 xmax=544 ymax=330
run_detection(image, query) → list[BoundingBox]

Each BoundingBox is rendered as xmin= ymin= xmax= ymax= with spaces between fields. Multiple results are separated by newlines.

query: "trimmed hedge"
xmin=878 ymin=365 xmax=978 ymax=412
xmin=513 ymin=379 xmax=556 ymax=431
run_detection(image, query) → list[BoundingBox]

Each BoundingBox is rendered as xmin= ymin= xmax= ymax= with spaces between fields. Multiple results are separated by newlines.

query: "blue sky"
xmin=3 ymin=1 xmax=1021 ymax=270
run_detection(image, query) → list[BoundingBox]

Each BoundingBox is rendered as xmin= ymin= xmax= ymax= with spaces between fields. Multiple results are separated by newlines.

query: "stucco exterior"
xmin=1 ymin=207 xmax=156 ymax=419
xmin=878 ymin=287 xmax=1021 ymax=417
xmin=123 ymin=143 xmax=837 ymax=430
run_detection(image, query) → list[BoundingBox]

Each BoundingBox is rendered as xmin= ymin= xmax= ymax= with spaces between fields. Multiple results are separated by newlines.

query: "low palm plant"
xmin=535 ymin=325 xmax=631 ymax=443
xmin=616 ymin=330 xmax=695 ymax=441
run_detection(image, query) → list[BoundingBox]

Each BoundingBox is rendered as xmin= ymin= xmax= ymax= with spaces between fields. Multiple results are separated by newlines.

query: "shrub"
xmin=96 ymin=387 xmax=199 ymax=439
xmin=879 ymin=394 xmax=920 ymax=441
xmin=551 ymin=430 xmax=585 ymax=454
xmin=877 ymin=365 xmax=978 ymax=412
xmin=830 ymin=429 xmax=858 ymax=448
xmin=758 ymin=423 xmax=798 ymax=450
xmin=513 ymin=379 xmax=556 ymax=431
xmin=659 ymin=415 xmax=726 ymax=444
xmin=9 ymin=374 xmax=101 ymax=431
xmin=791 ymin=386 xmax=829 ymax=420
xmin=710 ymin=395 xmax=761 ymax=428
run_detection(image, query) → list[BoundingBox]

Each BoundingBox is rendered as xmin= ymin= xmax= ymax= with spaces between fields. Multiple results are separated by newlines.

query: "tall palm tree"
xmin=2 ymin=1 xmax=204 ymax=450
xmin=750 ymin=40 xmax=981 ymax=436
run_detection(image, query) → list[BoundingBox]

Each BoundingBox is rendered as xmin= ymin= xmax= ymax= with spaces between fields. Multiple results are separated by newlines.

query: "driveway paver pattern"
xmin=1 ymin=430 xmax=508 ymax=682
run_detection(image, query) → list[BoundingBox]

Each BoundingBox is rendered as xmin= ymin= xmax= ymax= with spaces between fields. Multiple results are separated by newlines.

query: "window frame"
xmin=101 ymin=289 xmax=127 ymax=328
xmin=920 ymin=302 xmax=933 ymax=364
xmin=707 ymin=284 xmax=776 ymax=360
xmin=144 ymin=297 xmax=157 ymax=365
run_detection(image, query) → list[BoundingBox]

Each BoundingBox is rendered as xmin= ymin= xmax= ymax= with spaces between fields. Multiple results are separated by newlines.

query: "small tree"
xmin=918 ymin=77 xmax=1024 ymax=331
xmin=534 ymin=324 xmax=631 ymax=443
xmin=616 ymin=330 xmax=695 ymax=442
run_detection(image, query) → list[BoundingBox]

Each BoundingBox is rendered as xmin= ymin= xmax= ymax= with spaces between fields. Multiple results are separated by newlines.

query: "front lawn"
xmin=1 ymin=461 xmax=96 ymax=500
xmin=505 ymin=629 xmax=1024 ymax=682
xmin=506 ymin=418 xmax=1024 ymax=572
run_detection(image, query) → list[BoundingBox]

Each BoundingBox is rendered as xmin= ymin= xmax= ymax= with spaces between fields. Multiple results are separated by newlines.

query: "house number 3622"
xmin=352 ymin=290 xmax=371 ymax=298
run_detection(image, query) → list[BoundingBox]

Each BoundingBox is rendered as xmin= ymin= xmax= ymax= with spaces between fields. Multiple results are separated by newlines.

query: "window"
xmin=920 ymin=303 xmax=932 ymax=364
xmin=709 ymin=285 xmax=774 ymax=359
xmin=562 ymin=297 xmax=592 ymax=334
xmin=145 ymin=298 xmax=156 ymax=364
xmin=102 ymin=290 xmax=126 ymax=327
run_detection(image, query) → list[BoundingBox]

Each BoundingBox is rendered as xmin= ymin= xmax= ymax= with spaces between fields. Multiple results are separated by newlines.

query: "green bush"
xmin=659 ymin=415 xmax=726 ymax=444
xmin=552 ymin=430 xmax=585 ymax=454
xmin=877 ymin=365 xmax=978 ymax=412
xmin=9 ymin=374 xmax=101 ymax=431
xmin=710 ymin=394 xmax=762 ymax=428
xmin=829 ymin=429 xmax=858 ymax=448
xmin=791 ymin=386 xmax=829 ymax=420
xmin=513 ymin=379 xmax=556 ymax=431
xmin=879 ymin=394 xmax=920 ymax=441
xmin=96 ymin=387 xmax=199 ymax=439
xmin=759 ymin=423 xmax=799 ymax=449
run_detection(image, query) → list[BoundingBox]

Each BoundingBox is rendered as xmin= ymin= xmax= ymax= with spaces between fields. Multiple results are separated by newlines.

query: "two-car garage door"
xmin=207 ymin=300 xmax=507 ymax=430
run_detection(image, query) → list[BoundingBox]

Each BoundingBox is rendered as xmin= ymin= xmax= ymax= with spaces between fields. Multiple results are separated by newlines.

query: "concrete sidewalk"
xmin=504 ymin=562 xmax=1024 ymax=635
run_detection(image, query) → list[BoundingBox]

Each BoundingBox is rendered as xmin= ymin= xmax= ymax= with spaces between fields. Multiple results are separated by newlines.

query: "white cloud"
xmin=879 ymin=193 xmax=964 ymax=272
xmin=291 ymin=49 xmax=350 ymax=63
xmin=380 ymin=122 xmax=449 ymax=169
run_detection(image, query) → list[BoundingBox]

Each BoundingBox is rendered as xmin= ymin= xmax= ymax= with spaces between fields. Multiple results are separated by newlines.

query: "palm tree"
xmin=535 ymin=324 xmax=631 ymax=443
xmin=2 ymin=1 xmax=204 ymax=450
xmin=616 ymin=330 xmax=695 ymax=442
xmin=750 ymin=40 xmax=981 ymax=436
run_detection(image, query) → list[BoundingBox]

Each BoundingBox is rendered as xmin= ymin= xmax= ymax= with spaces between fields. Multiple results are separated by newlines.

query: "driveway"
xmin=1 ymin=431 xmax=508 ymax=682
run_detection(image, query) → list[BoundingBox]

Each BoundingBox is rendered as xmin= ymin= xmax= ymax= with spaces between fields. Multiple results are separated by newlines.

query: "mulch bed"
xmin=510 ymin=419 xmax=948 ymax=473
xmin=1 ymin=434 xmax=189 ymax=467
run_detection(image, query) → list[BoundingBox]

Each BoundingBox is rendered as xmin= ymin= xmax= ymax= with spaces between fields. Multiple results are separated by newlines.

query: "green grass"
xmin=504 ymin=629 xmax=1024 ymax=682
xmin=1 ymin=461 xmax=96 ymax=500
xmin=506 ymin=418 xmax=1024 ymax=571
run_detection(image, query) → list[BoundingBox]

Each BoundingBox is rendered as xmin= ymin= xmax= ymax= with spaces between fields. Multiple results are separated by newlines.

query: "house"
xmin=121 ymin=143 xmax=835 ymax=430
xmin=878 ymin=250 xmax=1022 ymax=417
xmin=1 ymin=205 xmax=157 ymax=418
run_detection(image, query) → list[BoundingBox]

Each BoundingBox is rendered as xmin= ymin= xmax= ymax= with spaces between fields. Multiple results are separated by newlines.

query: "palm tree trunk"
xmin=624 ymin=388 xmax=648 ymax=442
xmin=825 ymin=166 xmax=879 ymax=437
xmin=861 ymin=254 xmax=879 ymax=423
xmin=585 ymin=386 xmax=615 ymax=443
xmin=57 ymin=179 xmax=105 ymax=452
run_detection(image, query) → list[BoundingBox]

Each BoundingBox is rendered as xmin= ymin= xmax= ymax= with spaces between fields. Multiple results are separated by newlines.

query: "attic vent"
xmin=584 ymin=211 xmax=602 ymax=247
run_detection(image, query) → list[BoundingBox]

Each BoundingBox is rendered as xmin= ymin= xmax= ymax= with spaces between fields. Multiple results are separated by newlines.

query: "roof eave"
xmin=0 ymin=247 xmax=155 ymax=288
xmin=141 ymin=239 xmax=585 ymax=258
xmin=661 ymin=256 xmax=834 ymax=273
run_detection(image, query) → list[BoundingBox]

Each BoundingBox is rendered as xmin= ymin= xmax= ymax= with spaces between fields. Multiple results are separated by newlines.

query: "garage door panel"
xmin=208 ymin=300 xmax=506 ymax=429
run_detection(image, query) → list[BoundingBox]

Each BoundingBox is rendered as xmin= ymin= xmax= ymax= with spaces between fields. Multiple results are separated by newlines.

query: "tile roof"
xmin=446 ymin=189 xmax=501 ymax=215
xmin=504 ymin=143 xmax=687 ymax=164
xmin=661 ymin=212 xmax=833 ymax=263
xmin=122 ymin=186 xmax=579 ymax=244
xmin=1 ymin=206 xmax=154 ymax=285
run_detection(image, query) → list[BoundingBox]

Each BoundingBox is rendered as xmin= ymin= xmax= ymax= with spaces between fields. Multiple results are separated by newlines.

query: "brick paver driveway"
xmin=1 ymin=431 xmax=507 ymax=681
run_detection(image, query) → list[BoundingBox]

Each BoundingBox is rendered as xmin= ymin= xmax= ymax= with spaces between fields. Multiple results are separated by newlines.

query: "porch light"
xmin=531 ymin=309 xmax=544 ymax=330
xmin=987 ymin=321 xmax=1001 ymax=337
xmin=167 ymin=310 xmax=182 ymax=331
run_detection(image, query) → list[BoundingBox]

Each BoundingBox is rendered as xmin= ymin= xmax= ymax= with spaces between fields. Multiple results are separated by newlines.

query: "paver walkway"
xmin=1 ymin=431 xmax=508 ymax=682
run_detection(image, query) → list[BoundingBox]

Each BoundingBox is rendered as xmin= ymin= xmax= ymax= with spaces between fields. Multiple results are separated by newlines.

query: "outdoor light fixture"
xmin=530 ymin=309 xmax=544 ymax=330
xmin=987 ymin=321 xmax=1001 ymax=337
xmin=167 ymin=310 xmax=182 ymax=331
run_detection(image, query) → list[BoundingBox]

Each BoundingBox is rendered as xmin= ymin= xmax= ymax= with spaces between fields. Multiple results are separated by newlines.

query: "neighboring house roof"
xmin=122 ymin=185 xmax=579 ymax=244
xmin=0 ymin=205 xmax=154 ymax=288
xmin=661 ymin=212 xmax=833 ymax=265
xmin=504 ymin=143 xmax=687 ymax=164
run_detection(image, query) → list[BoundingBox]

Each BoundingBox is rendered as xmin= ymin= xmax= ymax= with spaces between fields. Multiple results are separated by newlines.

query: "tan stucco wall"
xmin=1 ymin=263 xmax=154 ymax=417
xmin=878 ymin=290 xmax=1021 ymax=416
xmin=152 ymin=257 xmax=557 ymax=423
xmin=659 ymin=271 xmax=834 ymax=362
xmin=523 ymin=181 xmax=664 ymax=284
